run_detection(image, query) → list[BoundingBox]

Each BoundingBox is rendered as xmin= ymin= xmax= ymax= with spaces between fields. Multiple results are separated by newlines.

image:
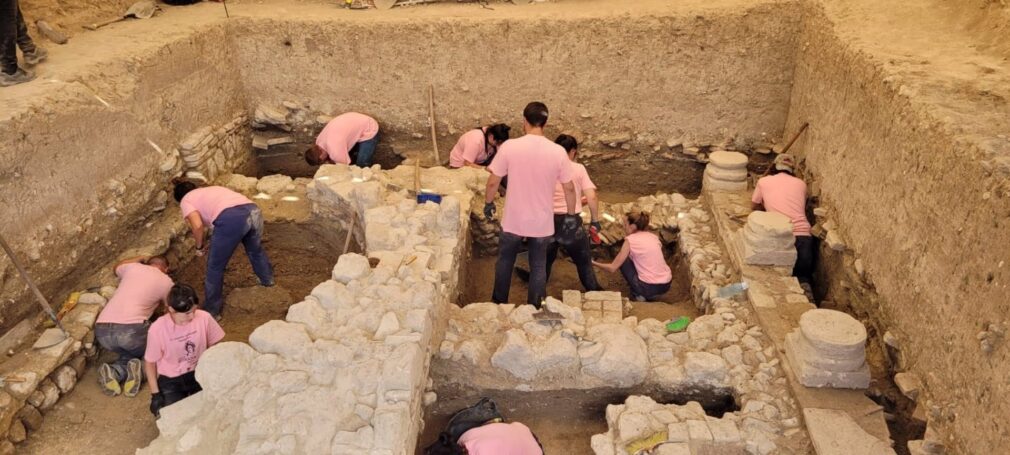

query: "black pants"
xmin=793 ymin=235 xmax=816 ymax=284
xmin=620 ymin=260 xmax=671 ymax=301
xmin=546 ymin=214 xmax=601 ymax=292
xmin=158 ymin=371 xmax=202 ymax=407
xmin=0 ymin=0 xmax=35 ymax=74
xmin=493 ymin=232 xmax=551 ymax=307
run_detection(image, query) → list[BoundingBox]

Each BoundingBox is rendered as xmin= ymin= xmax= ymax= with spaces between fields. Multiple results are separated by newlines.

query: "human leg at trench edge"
xmin=546 ymin=216 xmax=602 ymax=291
xmin=493 ymin=232 xmax=551 ymax=307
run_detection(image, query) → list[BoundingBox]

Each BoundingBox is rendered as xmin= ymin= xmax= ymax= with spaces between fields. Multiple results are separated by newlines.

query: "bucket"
xmin=417 ymin=192 xmax=442 ymax=204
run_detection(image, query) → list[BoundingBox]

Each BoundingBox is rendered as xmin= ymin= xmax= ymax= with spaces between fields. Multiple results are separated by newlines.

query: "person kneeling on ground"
xmin=305 ymin=112 xmax=380 ymax=168
xmin=751 ymin=153 xmax=815 ymax=285
xmin=592 ymin=211 xmax=673 ymax=302
xmin=95 ymin=255 xmax=174 ymax=397
xmin=424 ymin=398 xmax=543 ymax=455
xmin=0 ymin=0 xmax=48 ymax=86
xmin=174 ymin=180 xmax=274 ymax=319
xmin=145 ymin=284 xmax=225 ymax=418
xmin=545 ymin=134 xmax=603 ymax=292
xmin=448 ymin=123 xmax=511 ymax=169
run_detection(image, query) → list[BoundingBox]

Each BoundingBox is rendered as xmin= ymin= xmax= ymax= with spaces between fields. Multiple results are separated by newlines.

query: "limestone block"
xmin=590 ymin=433 xmax=616 ymax=455
xmin=704 ymin=176 xmax=748 ymax=192
xmin=78 ymin=292 xmax=106 ymax=306
xmin=380 ymin=344 xmax=424 ymax=393
xmin=683 ymin=352 xmax=728 ymax=385
xmin=372 ymin=402 xmax=411 ymax=451
xmin=249 ymin=320 xmax=313 ymax=360
xmin=285 ymin=299 xmax=329 ymax=338
xmin=804 ymin=408 xmax=897 ymax=455
xmin=333 ymin=253 xmax=372 ymax=284
xmin=585 ymin=291 xmax=622 ymax=302
xmin=276 ymin=387 xmax=358 ymax=453
xmin=799 ymin=309 xmax=867 ymax=358
xmin=785 ymin=332 xmax=865 ymax=372
xmin=491 ymin=329 xmax=577 ymax=381
xmin=544 ymin=297 xmax=584 ymax=325
xmin=667 ymin=422 xmax=689 ymax=442
xmin=509 ymin=305 xmax=537 ymax=326
xmin=195 ymin=342 xmax=257 ymax=396
xmin=374 ymin=312 xmax=400 ymax=340
xmin=563 ymin=290 xmax=582 ymax=307
xmin=708 ymin=151 xmax=748 ymax=170
xmin=17 ymin=404 xmax=42 ymax=431
xmin=257 ymin=174 xmax=294 ymax=195
xmin=581 ymin=324 xmax=648 ymax=387
xmin=52 ymin=365 xmax=77 ymax=393
xmin=7 ymin=419 xmax=25 ymax=443
xmin=310 ymin=280 xmax=353 ymax=310
xmin=894 ymin=372 xmax=921 ymax=401
xmin=687 ymin=315 xmax=725 ymax=341
xmin=655 ymin=443 xmax=691 ymax=455
xmin=704 ymin=166 xmax=748 ymax=181
xmin=221 ymin=174 xmax=259 ymax=195
xmin=617 ymin=411 xmax=653 ymax=444
xmin=37 ymin=381 xmax=59 ymax=411
xmin=786 ymin=333 xmax=870 ymax=389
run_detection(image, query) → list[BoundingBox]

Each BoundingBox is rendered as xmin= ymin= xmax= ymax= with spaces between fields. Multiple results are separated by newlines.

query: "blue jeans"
xmin=349 ymin=134 xmax=379 ymax=168
xmin=546 ymin=214 xmax=602 ymax=292
xmin=95 ymin=322 xmax=148 ymax=381
xmin=619 ymin=260 xmax=671 ymax=301
xmin=493 ymin=232 xmax=551 ymax=307
xmin=205 ymin=204 xmax=273 ymax=316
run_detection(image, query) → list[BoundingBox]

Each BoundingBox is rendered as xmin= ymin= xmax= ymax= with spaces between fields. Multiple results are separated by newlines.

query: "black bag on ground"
xmin=423 ymin=397 xmax=504 ymax=455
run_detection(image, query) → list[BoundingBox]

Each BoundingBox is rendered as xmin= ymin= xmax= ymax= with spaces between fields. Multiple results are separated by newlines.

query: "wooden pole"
xmin=762 ymin=122 xmax=810 ymax=177
xmin=428 ymin=84 xmax=440 ymax=165
xmin=414 ymin=160 xmax=421 ymax=195
xmin=0 ymin=232 xmax=67 ymax=335
xmin=342 ymin=214 xmax=357 ymax=255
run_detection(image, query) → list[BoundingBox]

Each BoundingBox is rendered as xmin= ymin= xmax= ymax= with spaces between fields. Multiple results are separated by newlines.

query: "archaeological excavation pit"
xmin=2 ymin=1 xmax=1009 ymax=455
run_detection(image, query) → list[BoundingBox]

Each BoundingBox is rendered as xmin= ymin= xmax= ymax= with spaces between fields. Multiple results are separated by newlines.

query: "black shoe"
xmin=23 ymin=47 xmax=48 ymax=66
xmin=0 ymin=68 xmax=35 ymax=87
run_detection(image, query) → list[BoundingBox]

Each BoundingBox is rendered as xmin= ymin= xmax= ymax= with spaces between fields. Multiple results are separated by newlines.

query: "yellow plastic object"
xmin=624 ymin=430 xmax=668 ymax=454
xmin=56 ymin=292 xmax=81 ymax=321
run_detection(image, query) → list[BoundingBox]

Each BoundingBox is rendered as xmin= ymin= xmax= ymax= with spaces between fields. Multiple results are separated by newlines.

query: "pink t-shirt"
xmin=97 ymin=263 xmax=174 ymax=325
xmin=316 ymin=112 xmax=380 ymax=165
xmin=144 ymin=310 xmax=225 ymax=378
xmin=458 ymin=422 xmax=543 ymax=455
xmin=626 ymin=231 xmax=673 ymax=284
xmin=553 ymin=162 xmax=595 ymax=214
xmin=751 ymin=173 xmax=811 ymax=236
xmin=487 ymin=134 xmax=574 ymax=237
xmin=449 ymin=128 xmax=491 ymax=168
xmin=179 ymin=186 xmax=252 ymax=226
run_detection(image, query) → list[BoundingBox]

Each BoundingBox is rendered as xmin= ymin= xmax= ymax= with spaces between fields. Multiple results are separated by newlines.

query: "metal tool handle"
xmin=0 ymin=233 xmax=67 ymax=335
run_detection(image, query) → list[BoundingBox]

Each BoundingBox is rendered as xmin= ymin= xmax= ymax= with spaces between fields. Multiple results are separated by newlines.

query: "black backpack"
xmin=423 ymin=398 xmax=503 ymax=455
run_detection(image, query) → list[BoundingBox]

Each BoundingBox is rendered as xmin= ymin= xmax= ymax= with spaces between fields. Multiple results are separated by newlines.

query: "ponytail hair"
xmin=168 ymin=284 xmax=199 ymax=313
xmin=486 ymin=123 xmax=511 ymax=145
xmin=626 ymin=211 xmax=651 ymax=232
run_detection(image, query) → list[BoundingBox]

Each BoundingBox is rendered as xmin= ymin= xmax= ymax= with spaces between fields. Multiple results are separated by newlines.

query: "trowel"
xmin=0 ymin=232 xmax=69 ymax=349
xmin=84 ymin=0 xmax=160 ymax=31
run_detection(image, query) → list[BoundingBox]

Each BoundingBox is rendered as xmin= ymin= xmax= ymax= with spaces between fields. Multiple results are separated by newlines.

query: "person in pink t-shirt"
xmin=174 ymin=181 xmax=274 ymax=318
xmin=593 ymin=212 xmax=673 ymax=301
xmin=95 ymin=255 xmax=173 ymax=398
xmin=484 ymin=102 xmax=577 ymax=308
xmin=305 ymin=112 xmax=380 ymax=168
xmin=145 ymin=284 xmax=225 ymax=418
xmin=448 ymin=124 xmax=511 ymax=169
xmin=544 ymin=134 xmax=603 ymax=292
xmin=751 ymin=153 xmax=815 ymax=283
xmin=457 ymin=422 xmax=544 ymax=455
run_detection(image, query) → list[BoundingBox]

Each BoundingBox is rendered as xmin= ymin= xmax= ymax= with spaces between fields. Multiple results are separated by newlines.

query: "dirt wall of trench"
xmin=785 ymin=1 xmax=1010 ymax=453
xmin=0 ymin=23 xmax=247 ymax=331
xmin=228 ymin=1 xmax=800 ymax=192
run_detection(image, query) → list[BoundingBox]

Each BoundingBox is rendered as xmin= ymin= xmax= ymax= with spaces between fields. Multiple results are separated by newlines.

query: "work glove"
xmin=557 ymin=214 xmax=586 ymax=247
xmin=590 ymin=221 xmax=602 ymax=233
xmin=150 ymin=392 xmax=165 ymax=418
xmin=483 ymin=202 xmax=496 ymax=221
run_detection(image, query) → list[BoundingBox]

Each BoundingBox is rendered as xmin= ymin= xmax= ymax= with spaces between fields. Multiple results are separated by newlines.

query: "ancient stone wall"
xmin=785 ymin=1 xmax=1010 ymax=452
xmin=0 ymin=24 xmax=247 ymax=331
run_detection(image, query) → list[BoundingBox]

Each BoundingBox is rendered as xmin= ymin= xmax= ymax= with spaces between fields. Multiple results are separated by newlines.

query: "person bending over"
xmin=95 ymin=255 xmax=174 ymax=397
xmin=544 ymin=134 xmax=602 ymax=292
xmin=174 ymin=181 xmax=274 ymax=318
xmin=592 ymin=211 xmax=672 ymax=302
xmin=305 ymin=112 xmax=380 ymax=168
xmin=145 ymin=284 xmax=224 ymax=418
xmin=751 ymin=153 xmax=814 ymax=284
xmin=484 ymin=101 xmax=577 ymax=308
xmin=448 ymin=123 xmax=511 ymax=169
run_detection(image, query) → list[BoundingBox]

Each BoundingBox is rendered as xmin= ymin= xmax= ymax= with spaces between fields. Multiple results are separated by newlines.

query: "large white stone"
xmin=333 ymin=253 xmax=372 ymax=284
xmin=256 ymin=174 xmax=294 ymax=194
xmin=310 ymin=280 xmax=354 ymax=310
xmin=195 ymin=342 xmax=257 ymax=396
xmin=708 ymin=151 xmax=748 ymax=170
xmin=581 ymin=324 xmax=648 ymax=387
xmin=374 ymin=312 xmax=400 ymax=340
xmin=786 ymin=332 xmax=870 ymax=389
xmin=249 ymin=320 xmax=313 ymax=360
xmin=799 ymin=309 xmax=867 ymax=357
xmin=490 ymin=329 xmax=578 ymax=380
xmin=804 ymin=408 xmax=897 ymax=455
xmin=683 ymin=352 xmax=728 ymax=385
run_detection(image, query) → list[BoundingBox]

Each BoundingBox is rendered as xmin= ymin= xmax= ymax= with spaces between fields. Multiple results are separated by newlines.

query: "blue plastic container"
xmin=417 ymin=192 xmax=442 ymax=204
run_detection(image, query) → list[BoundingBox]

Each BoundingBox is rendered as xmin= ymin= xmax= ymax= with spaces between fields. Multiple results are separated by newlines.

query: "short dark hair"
xmin=168 ymin=283 xmax=199 ymax=313
xmin=523 ymin=102 xmax=549 ymax=128
xmin=486 ymin=124 xmax=511 ymax=144
xmin=305 ymin=145 xmax=325 ymax=166
xmin=147 ymin=256 xmax=169 ymax=268
xmin=626 ymin=211 xmax=651 ymax=232
xmin=173 ymin=181 xmax=197 ymax=203
xmin=555 ymin=134 xmax=578 ymax=154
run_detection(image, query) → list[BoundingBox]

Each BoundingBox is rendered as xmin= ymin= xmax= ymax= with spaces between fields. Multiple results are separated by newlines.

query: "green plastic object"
xmin=666 ymin=316 xmax=691 ymax=333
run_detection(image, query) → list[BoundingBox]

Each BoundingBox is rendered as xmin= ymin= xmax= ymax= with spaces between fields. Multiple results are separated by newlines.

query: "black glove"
xmin=557 ymin=214 xmax=586 ymax=247
xmin=150 ymin=392 xmax=165 ymax=418
xmin=483 ymin=202 xmax=496 ymax=221
xmin=561 ymin=214 xmax=582 ymax=232
xmin=590 ymin=221 xmax=602 ymax=232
